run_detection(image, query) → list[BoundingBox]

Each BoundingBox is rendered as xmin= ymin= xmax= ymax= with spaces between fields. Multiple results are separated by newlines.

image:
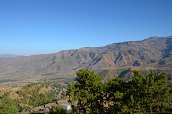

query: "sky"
xmin=0 ymin=0 xmax=172 ymax=55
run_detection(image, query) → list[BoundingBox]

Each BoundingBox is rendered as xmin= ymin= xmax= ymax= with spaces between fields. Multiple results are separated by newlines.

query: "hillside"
xmin=0 ymin=36 xmax=172 ymax=85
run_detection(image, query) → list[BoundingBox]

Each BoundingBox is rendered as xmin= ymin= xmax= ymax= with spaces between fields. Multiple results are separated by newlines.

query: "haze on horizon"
xmin=0 ymin=0 xmax=172 ymax=55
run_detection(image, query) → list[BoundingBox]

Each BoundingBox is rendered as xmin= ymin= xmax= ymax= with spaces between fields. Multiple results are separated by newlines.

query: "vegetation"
xmin=49 ymin=106 xmax=68 ymax=114
xmin=0 ymin=82 xmax=66 ymax=113
xmin=67 ymin=69 xmax=172 ymax=114
xmin=17 ymin=83 xmax=54 ymax=107
xmin=17 ymin=82 xmax=66 ymax=110
xmin=0 ymin=95 xmax=19 ymax=114
xmin=0 ymin=69 xmax=172 ymax=113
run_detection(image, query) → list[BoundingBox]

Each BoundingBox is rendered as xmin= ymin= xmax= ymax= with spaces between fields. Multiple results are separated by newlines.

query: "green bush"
xmin=49 ymin=106 xmax=68 ymax=114
xmin=0 ymin=95 xmax=19 ymax=114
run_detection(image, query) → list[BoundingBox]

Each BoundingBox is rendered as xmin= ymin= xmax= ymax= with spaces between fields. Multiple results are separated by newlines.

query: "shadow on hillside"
xmin=163 ymin=38 xmax=172 ymax=58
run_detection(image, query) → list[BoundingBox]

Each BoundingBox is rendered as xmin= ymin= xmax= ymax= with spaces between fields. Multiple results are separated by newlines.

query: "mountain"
xmin=0 ymin=54 xmax=18 ymax=58
xmin=0 ymin=36 xmax=172 ymax=85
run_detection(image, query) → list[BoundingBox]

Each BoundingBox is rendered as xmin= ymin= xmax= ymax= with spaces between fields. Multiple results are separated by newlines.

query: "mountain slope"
xmin=0 ymin=36 xmax=172 ymax=85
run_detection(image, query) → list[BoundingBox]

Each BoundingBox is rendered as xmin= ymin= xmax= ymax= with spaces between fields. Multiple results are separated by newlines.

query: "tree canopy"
xmin=67 ymin=69 xmax=172 ymax=114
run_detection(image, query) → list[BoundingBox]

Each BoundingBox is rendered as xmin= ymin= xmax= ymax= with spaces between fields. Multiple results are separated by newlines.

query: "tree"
xmin=125 ymin=71 xmax=172 ymax=113
xmin=67 ymin=69 xmax=105 ymax=114
xmin=105 ymin=77 xmax=129 ymax=113
xmin=67 ymin=69 xmax=172 ymax=113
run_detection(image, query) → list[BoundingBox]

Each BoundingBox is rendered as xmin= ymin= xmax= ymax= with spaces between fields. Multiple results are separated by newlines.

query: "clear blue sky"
xmin=0 ymin=0 xmax=172 ymax=55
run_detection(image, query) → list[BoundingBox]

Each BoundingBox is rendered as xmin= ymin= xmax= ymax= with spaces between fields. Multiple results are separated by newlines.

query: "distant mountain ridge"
xmin=0 ymin=36 xmax=172 ymax=85
xmin=0 ymin=54 xmax=18 ymax=58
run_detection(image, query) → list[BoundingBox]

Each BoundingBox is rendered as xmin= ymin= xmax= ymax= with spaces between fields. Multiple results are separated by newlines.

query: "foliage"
xmin=67 ymin=70 xmax=105 ymax=114
xmin=17 ymin=83 xmax=52 ymax=107
xmin=67 ymin=69 xmax=172 ymax=114
xmin=124 ymin=71 xmax=171 ymax=113
xmin=17 ymin=82 xmax=64 ymax=108
xmin=0 ymin=82 xmax=67 ymax=113
xmin=0 ymin=95 xmax=19 ymax=114
xmin=49 ymin=106 xmax=68 ymax=114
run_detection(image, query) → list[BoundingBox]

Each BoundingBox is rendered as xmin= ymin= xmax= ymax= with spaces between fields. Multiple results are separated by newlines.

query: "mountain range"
xmin=0 ymin=36 xmax=172 ymax=85
xmin=0 ymin=54 xmax=18 ymax=58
